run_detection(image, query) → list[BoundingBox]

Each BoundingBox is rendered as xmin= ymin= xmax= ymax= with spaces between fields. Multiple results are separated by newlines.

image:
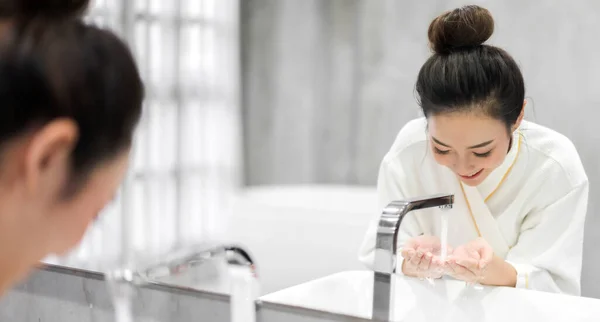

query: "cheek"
xmin=57 ymin=196 xmax=104 ymax=253
xmin=432 ymin=153 xmax=451 ymax=166
xmin=51 ymin=187 xmax=115 ymax=254
xmin=483 ymin=151 xmax=507 ymax=169
xmin=48 ymin=153 xmax=129 ymax=254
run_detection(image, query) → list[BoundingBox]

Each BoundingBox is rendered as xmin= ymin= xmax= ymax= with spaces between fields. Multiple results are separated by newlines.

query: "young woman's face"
xmin=428 ymin=112 xmax=513 ymax=186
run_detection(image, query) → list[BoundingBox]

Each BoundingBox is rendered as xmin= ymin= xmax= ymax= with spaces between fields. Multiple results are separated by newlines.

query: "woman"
xmin=359 ymin=5 xmax=588 ymax=295
xmin=0 ymin=0 xmax=143 ymax=294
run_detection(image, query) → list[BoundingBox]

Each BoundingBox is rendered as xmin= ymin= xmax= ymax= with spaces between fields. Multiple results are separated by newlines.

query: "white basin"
xmin=260 ymin=270 xmax=600 ymax=321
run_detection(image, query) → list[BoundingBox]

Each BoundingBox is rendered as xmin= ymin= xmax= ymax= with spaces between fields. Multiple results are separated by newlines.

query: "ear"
xmin=512 ymin=100 xmax=526 ymax=132
xmin=24 ymin=119 xmax=79 ymax=196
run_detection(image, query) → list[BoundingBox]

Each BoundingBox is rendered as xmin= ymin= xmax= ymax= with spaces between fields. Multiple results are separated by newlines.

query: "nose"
xmin=453 ymin=155 xmax=475 ymax=174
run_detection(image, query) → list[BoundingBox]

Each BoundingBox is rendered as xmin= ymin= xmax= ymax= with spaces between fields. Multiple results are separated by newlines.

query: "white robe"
xmin=358 ymin=117 xmax=589 ymax=295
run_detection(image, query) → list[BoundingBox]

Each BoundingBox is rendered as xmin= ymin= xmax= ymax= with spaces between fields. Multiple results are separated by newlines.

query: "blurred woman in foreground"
xmin=0 ymin=0 xmax=143 ymax=294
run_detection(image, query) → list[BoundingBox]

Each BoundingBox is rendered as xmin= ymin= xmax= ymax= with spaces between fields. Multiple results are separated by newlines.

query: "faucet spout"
xmin=106 ymin=244 xmax=259 ymax=322
xmin=372 ymin=193 xmax=454 ymax=321
xmin=373 ymin=193 xmax=454 ymax=274
xmin=136 ymin=244 xmax=258 ymax=282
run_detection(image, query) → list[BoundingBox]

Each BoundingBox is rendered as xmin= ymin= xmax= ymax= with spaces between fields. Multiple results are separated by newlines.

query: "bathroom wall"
xmin=241 ymin=0 xmax=600 ymax=298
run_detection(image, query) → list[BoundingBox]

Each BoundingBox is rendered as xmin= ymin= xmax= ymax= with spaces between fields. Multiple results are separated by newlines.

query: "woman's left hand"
xmin=446 ymin=237 xmax=493 ymax=284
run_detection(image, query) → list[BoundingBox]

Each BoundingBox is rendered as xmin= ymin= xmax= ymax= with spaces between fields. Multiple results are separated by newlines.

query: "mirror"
xmin=237 ymin=0 xmax=600 ymax=318
xmin=33 ymin=0 xmax=600 ymax=320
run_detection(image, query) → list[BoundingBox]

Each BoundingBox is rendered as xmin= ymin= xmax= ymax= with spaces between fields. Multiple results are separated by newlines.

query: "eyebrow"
xmin=431 ymin=136 xmax=494 ymax=149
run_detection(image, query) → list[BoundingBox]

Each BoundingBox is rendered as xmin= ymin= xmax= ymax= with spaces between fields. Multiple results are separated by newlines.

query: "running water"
xmin=429 ymin=208 xmax=451 ymax=284
xmin=440 ymin=211 xmax=449 ymax=262
xmin=229 ymin=265 xmax=259 ymax=322
xmin=106 ymin=271 xmax=136 ymax=322
xmin=425 ymin=210 xmax=451 ymax=285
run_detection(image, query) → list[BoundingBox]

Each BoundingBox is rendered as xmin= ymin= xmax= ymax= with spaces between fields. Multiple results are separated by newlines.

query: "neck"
xmin=0 ymin=190 xmax=45 ymax=296
xmin=0 ymin=244 xmax=33 ymax=296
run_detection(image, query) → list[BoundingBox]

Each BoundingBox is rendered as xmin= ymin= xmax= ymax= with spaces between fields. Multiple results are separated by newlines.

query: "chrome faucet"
xmin=106 ymin=244 xmax=257 ymax=284
xmin=372 ymin=194 xmax=454 ymax=321
xmin=137 ymin=244 xmax=258 ymax=282
xmin=106 ymin=244 xmax=259 ymax=322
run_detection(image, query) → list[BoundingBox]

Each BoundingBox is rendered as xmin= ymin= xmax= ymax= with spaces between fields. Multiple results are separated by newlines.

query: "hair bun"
xmin=10 ymin=0 xmax=90 ymax=18
xmin=427 ymin=5 xmax=494 ymax=54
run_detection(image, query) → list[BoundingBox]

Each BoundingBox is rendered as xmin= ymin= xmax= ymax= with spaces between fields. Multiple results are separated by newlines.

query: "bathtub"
xmin=227 ymin=184 xmax=377 ymax=295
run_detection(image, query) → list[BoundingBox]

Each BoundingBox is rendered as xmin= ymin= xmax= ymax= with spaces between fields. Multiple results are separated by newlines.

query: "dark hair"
xmin=0 ymin=0 xmax=89 ymax=19
xmin=415 ymin=5 xmax=525 ymax=133
xmin=0 ymin=0 xmax=143 ymax=189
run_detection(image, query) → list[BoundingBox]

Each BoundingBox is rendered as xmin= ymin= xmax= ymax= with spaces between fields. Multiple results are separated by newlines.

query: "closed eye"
xmin=434 ymin=147 xmax=450 ymax=155
xmin=473 ymin=150 xmax=492 ymax=158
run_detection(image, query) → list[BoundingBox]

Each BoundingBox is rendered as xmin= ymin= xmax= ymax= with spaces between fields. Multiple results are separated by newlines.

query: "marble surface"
xmin=262 ymin=270 xmax=600 ymax=322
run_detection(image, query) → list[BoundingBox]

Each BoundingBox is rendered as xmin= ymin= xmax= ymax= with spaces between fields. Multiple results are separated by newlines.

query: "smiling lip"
xmin=459 ymin=169 xmax=484 ymax=180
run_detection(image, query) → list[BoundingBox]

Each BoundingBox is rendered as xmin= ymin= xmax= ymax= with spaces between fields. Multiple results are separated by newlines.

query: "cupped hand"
xmin=446 ymin=237 xmax=493 ymax=284
xmin=400 ymin=235 xmax=452 ymax=279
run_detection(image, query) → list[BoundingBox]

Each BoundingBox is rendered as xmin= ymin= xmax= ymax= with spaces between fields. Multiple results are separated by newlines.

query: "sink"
xmin=260 ymin=270 xmax=600 ymax=321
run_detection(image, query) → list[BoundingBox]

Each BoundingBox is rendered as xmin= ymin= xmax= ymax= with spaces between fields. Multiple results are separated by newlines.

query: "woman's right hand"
xmin=400 ymin=235 xmax=451 ymax=279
